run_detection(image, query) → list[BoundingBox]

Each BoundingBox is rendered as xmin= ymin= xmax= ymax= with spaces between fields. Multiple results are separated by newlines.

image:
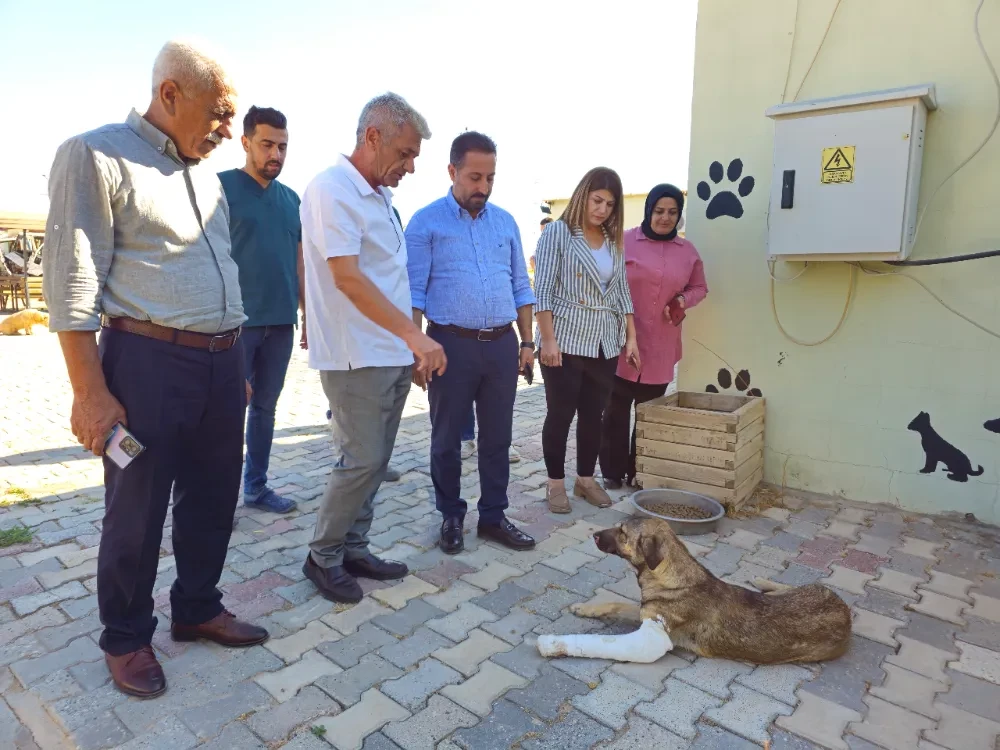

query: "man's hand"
xmin=519 ymin=345 xmax=535 ymax=373
xmin=299 ymin=317 xmax=308 ymax=350
xmin=406 ymin=331 xmax=447 ymax=383
xmin=72 ymin=388 xmax=127 ymax=456
xmin=246 ymin=380 xmax=253 ymax=405
xmin=412 ymin=367 xmax=427 ymax=391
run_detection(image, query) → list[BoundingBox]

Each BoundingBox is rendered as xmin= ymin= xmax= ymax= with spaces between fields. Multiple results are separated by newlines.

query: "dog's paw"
xmin=569 ymin=603 xmax=587 ymax=617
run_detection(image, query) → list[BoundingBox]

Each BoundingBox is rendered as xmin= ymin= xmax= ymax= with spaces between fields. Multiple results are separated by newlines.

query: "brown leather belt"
xmin=104 ymin=316 xmax=242 ymax=352
xmin=428 ymin=322 xmax=512 ymax=342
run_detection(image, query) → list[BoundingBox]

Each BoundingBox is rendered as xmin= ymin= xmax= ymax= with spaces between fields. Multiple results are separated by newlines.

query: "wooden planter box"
xmin=635 ymin=392 xmax=765 ymax=510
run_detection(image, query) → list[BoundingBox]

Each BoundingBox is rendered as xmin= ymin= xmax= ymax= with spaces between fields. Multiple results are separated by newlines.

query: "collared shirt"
xmin=405 ymin=191 xmax=535 ymax=330
xmin=616 ymin=226 xmax=708 ymax=384
xmin=43 ymin=109 xmax=246 ymax=334
xmin=218 ymin=169 xmax=301 ymax=327
xmin=300 ymin=154 xmax=412 ymax=371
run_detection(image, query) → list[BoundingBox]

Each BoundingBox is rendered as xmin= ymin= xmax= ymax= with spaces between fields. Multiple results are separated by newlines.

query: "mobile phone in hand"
xmin=105 ymin=423 xmax=145 ymax=470
xmin=667 ymin=297 xmax=687 ymax=326
xmin=521 ymin=362 xmax=534 ymax=385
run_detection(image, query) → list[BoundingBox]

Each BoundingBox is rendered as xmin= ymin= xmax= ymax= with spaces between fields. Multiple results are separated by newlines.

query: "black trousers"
xmin=97 ymin=328 xmax=246 ymax=655
xmin=599 ymin=376 xmax=670 ymax=484
xmin=428 ymin=327 xmax=518 ymax=524
xmin=540 ymin=351 xmax=617 ymax=480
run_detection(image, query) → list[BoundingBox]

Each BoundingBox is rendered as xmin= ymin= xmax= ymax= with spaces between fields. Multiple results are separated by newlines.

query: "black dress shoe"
xmin=344 ymin=554 xmax=408 ymax=581
xmin=603 ymin=478 xmax=623 ymax=490
xmin=302 ymin=555 xmax=362 ymax=603
xmin=477 ymin=518 xmax=535 ymax=550
xmin=440 ymin=517 xmax=465 ymax=555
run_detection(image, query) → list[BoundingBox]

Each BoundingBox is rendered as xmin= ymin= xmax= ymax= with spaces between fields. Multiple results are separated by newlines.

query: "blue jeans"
xmin=461 ymin=409 xmax=476 ymax=441
xmin=241 ymin=325 xmax=294 ymax=496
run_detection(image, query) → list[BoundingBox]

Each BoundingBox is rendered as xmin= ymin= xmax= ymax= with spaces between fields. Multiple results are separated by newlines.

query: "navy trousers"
xmin=428 ymin=326 xmax=518 ymax=524
xmin=97 ymin=328 xmax=246 ymax=655
xmin=241 ymin=324 xmax=294 ymax=496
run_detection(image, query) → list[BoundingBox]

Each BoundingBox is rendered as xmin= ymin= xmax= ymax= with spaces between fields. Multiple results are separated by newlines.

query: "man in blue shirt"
xmin=406 ymin=132 xmax=536 ymax=554
xmin=219 ymin=106 xmax=303 ymax=514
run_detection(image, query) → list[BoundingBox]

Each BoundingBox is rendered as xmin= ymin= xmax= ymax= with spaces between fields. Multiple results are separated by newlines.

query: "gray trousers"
xmin=310 ymin=365 xmax=412 ymax=568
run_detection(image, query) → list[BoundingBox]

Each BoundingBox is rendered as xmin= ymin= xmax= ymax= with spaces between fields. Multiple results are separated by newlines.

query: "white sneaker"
xmin=509 ymin=446 xmax=521 ymax=463
xmin=461 ymin=440 xmax=477 ymax=460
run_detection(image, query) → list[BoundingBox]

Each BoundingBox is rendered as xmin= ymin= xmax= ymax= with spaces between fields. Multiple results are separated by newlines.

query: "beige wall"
xmin=682 ymin=0 xmax=1000 ymax=522
xmin=546 ymin=194 xmax=649 ymax=232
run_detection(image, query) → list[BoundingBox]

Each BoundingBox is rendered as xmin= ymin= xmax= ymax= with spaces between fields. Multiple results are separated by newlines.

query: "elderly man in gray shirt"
xmin=43 ymin=39 xmax=268 ymax=699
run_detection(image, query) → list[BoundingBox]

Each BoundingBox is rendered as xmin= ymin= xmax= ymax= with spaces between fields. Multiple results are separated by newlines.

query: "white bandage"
xmin=536 ymin=618 xmax=674 ymax=663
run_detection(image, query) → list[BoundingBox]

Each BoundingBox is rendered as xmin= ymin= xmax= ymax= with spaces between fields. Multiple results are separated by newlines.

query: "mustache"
xmin=471 ymin=193 xmax=488 ymax=200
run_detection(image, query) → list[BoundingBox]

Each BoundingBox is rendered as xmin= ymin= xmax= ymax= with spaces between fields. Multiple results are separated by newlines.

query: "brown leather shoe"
xmin=171 ymin=610 xmax=269 ymax=647
xmin=106 ymin=645 xmax=166 ymax=698
xmin=573 ymin=478 xmax=613 ymax=508
xmin=546 ymin=483 xmax=571 ymax=514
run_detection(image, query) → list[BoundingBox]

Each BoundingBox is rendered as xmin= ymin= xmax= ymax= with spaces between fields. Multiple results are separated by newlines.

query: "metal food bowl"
xmin=629 ymin=489 xmax=725 ymax=535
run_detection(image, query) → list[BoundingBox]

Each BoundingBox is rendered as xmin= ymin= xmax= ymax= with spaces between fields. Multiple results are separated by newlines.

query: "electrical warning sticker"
xmin=821 ymin=146 xmax=855 ymax=184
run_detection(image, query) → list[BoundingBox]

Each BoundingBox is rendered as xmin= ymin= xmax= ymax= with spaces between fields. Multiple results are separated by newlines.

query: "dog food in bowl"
xmin=641 ymin=501 xmax=714 ymax=520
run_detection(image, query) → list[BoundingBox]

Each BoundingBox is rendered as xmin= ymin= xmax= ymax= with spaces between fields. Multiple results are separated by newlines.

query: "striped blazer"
xmin=533 ymin=219 xmax=634 ymax=359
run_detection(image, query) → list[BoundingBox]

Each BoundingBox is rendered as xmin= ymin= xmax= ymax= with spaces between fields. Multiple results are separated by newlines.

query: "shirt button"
xmin=157 ymin=147 xmax=162 ymax=152
xmin=53 ymin=224 xmax=59 ymax=230
xmin=576 ymin=272 xmax=582 ymax=278
xmin=579 ymin=298 xmax=585 ymax=304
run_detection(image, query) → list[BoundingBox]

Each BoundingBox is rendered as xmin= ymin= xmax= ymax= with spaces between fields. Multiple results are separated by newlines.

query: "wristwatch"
xmin=520 ymin=341 xmax=535 ymax=350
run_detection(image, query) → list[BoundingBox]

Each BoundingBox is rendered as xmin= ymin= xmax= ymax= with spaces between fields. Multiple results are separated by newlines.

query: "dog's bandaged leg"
xmin=536 ymin=618 xmax=674 ymax=663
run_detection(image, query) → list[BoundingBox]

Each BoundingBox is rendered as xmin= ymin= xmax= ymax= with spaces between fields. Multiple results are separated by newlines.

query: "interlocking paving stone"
xmin=266 ymin=620 xmax=340 ymax=663
xmin=908 ymin=590 xmax=967 ymax=626
xmin=899 ymin=611 xmax=961 ymax=652
xmin=316 ymin=623 xmax=397 ymax=669
xmin=776 ymin=691 xmax=862 ymax=750
xmin=673 ymin=657 xmax=755 ymax=699
xmin=513 ymin=565 xmax=566 ymax=594
xmin=316 ymin=653 xmax=403 ymax=706
xmin=967 ymin=592 xmax=1000 ymax=623
xmin=886 ymin=635 xmax=956 ymax=683
xmin=923 ymin=571 xmax=975 ymax=603
xmin=426 ymin=603 xmax=498 ymax=641
xmin=802 ymin=635 xmax=893 ymax=712
xmin=313 ymin=688 xmax=409 ymax=750
xmin=822 ymin=520 xmax=861 ymax=541
xmin=548 ymin=653 xmax=613 ymax=683
xmin=469 ymin=581 xmax=534 ymax=616
xmin=849 ymin=694 xmax=936 ymax=750
xmin=197 ymin=722 xmax=267 ymax=750
xmin=521 ymin=587 xmax=583 ymax=620
xmin=10 ymin=635 xmax=101 ymax=686
xmin=450 ymin=698 xmax=541 ymax=749
xmin=519 ymin=709 xmax=615 ymax=749
xmin=883 ymin=551 xmax=933 ymax=579
xmin=246 ymin=684 xmax=339 ymax=742
xmin=371 ymin=577 xmax=438 ymax=610
xmin=690 ymin=724 xmax=760 ymax=748
xmin=608 ymin=653 xmax=689 ymax=692
xmin=895 ymin=536 xmax=943 ymax=560
xmin=504 ymin=664 xmax=588 ymax=720
xmin=870 ymin=569 xmax=923 ymax=599
xmin=490 ymin=639 xmax=548 ymax=680
xmin=178 ymin=680 xmax=273 ymax=739
xmin=255 ymin=649 xmax=342 ymax=702
xmin=937 ymin=669 xmax=1000 ymax=721
xmin=736 ymin=663 xmax=814 ymax=705
xmin=481 ymin=607 xmax=547 ymax=645
xmin=869 ymin=662 xmax=947 ymax=719
xmin=377 ymin=627 xmax=452 ymax=670
xmin=571 ymin=672 xmax=654 ymax=730
xmin=460 ymin=562 xmax=523 ymax=592
xmin=924 ymin=703 xmax=1000 ymax=750
xmin=852 ymin=533 xmax=896 ymax=558
xmin=440 ymin=661 xmax=527 ymax=717
xmin=322 ymin=599 xmax=392 ymax=635
xmin=634 ymin=676 xmax=723 ymax=739
xmin=595 ymin=716 xmax=688 ymax=749
xmin=703 ymin=543 xmax=744 ymax=577
xmin=371 ymin=599 xmax=445 ymax=637
xmin=950 ymin=640 xmax=1000 ymax=685
xmin=382 ymin=694 xmax=477 ymax=750
xmin=380 ymin=658 xmax=462 ymax=711
xmin=823 ymin=565 xmax=874 ymax=595
xmin=11 ymin=581 xmax=88 ymax=616
xmin=704 ymin=683 xmax=793 ymax=743
xmin=421 ymin=581 xmax=483 ymax=613
xmin=115 ymin=714 xmax=198 ymax=750
xmin=852 ymin=607 xmax=905 ymax=646
xmin=859 ymin=587 xmax=912 ymax=620
xmin=432 ymin=629 xmax=510 ymax=676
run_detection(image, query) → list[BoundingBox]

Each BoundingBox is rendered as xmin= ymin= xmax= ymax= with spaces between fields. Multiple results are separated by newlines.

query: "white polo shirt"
xmin=301 ymin=155 xmax=413 ymax=371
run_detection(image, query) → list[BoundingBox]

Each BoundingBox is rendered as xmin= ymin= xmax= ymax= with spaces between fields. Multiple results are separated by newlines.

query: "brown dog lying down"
xmin=556 ymin=517 xmax=852 ymax=665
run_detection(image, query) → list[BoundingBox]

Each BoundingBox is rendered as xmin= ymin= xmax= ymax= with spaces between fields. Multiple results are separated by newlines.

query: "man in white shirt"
xmin=300 ymin=92 xmax=446 ymax=603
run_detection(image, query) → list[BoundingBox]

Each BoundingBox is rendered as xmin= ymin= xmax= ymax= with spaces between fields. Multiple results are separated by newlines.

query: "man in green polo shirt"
xmin=219 ymin=106 xmax=304 ymax=514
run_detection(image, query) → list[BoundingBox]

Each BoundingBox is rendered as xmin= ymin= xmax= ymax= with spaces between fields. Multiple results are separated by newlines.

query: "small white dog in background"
xmin=0 ymin=309 xmax=49 ymax=335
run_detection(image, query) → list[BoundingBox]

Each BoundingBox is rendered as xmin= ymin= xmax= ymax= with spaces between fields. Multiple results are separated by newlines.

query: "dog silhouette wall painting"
xmin=907 ymin=411 xmax=984 ymax=483
xmin=985 ymin=418 xmax=1000 ymax=434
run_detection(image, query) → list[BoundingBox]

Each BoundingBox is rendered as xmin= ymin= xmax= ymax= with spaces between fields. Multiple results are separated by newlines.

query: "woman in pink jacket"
xmin=599 ymin=184 xmax=708 ymax=489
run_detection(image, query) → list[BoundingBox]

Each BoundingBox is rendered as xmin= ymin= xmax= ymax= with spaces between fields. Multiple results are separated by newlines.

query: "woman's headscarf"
xmin=641 ymin=183 xmax=685 ymax=242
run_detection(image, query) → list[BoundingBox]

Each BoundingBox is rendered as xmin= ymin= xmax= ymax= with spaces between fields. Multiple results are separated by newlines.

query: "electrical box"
xmin=765 ymin=84 xmax=937 ymax=262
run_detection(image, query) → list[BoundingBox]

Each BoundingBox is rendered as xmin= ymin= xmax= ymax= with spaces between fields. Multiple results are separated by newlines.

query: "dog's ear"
xmin=640 ymin=536 xmax=664 ymax=571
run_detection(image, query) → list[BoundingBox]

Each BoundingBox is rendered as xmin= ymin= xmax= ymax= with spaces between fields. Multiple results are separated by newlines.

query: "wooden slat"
xmin=635 ymin=473 xmax=735 ymax=502
xmin=637 ymin=402 xmax=737 ymax=433
xmin=735 ymin=417 xmax=765 ymax=448
xmin=636 ymin=438 xmax=737 ymax=470
xmin=677 ymin=392 xmax=748 ymax=413
xmin=0 ymin=214 xmax=47 ymax=233
xmin=636 ymin=455 xmax=734 ymax=488
xmin=731 ymin=466 xmax=764 ymax=510
xmin=733 ymin=433 xmax=765 ymax=468
xmin=636 ymin=422 xmax=737 ymax=450
xmin=734 ymin=449 xmax=763 ymax=486
xmin=732 ymin=398 xmax=765 ymax=428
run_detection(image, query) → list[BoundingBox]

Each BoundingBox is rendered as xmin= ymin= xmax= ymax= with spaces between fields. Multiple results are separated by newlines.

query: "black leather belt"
xmin=428 ymin=322 xmax=513 ymax=342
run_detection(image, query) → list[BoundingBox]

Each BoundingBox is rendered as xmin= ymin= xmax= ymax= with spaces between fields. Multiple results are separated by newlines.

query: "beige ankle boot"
xmin=547 ymin=482 xmax=571 ymax=514
xmin=573 ymin=478 xmax=612 ymax=508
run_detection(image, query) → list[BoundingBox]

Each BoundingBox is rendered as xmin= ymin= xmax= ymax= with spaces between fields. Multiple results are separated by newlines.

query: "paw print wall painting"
xmin=696 ymin=159 xmax=755 ymax=219
xmin=705 ymin=368 xmax=762 ymax=398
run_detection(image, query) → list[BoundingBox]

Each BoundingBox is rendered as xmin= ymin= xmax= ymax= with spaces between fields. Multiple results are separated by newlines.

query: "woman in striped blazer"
xmin=534 ymin=167 xmax=641 ymax=513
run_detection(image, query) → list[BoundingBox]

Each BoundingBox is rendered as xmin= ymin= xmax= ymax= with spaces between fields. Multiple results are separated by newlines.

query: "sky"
xmin=0 ymin=0 xmax=697 ymax=250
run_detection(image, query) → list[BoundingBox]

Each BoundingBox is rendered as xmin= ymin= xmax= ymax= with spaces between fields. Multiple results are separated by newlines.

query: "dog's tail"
xmin=753 ymin=578 xmax=794 ymax=594
xmin=971 ymin=465 xmax=984 ymax=476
